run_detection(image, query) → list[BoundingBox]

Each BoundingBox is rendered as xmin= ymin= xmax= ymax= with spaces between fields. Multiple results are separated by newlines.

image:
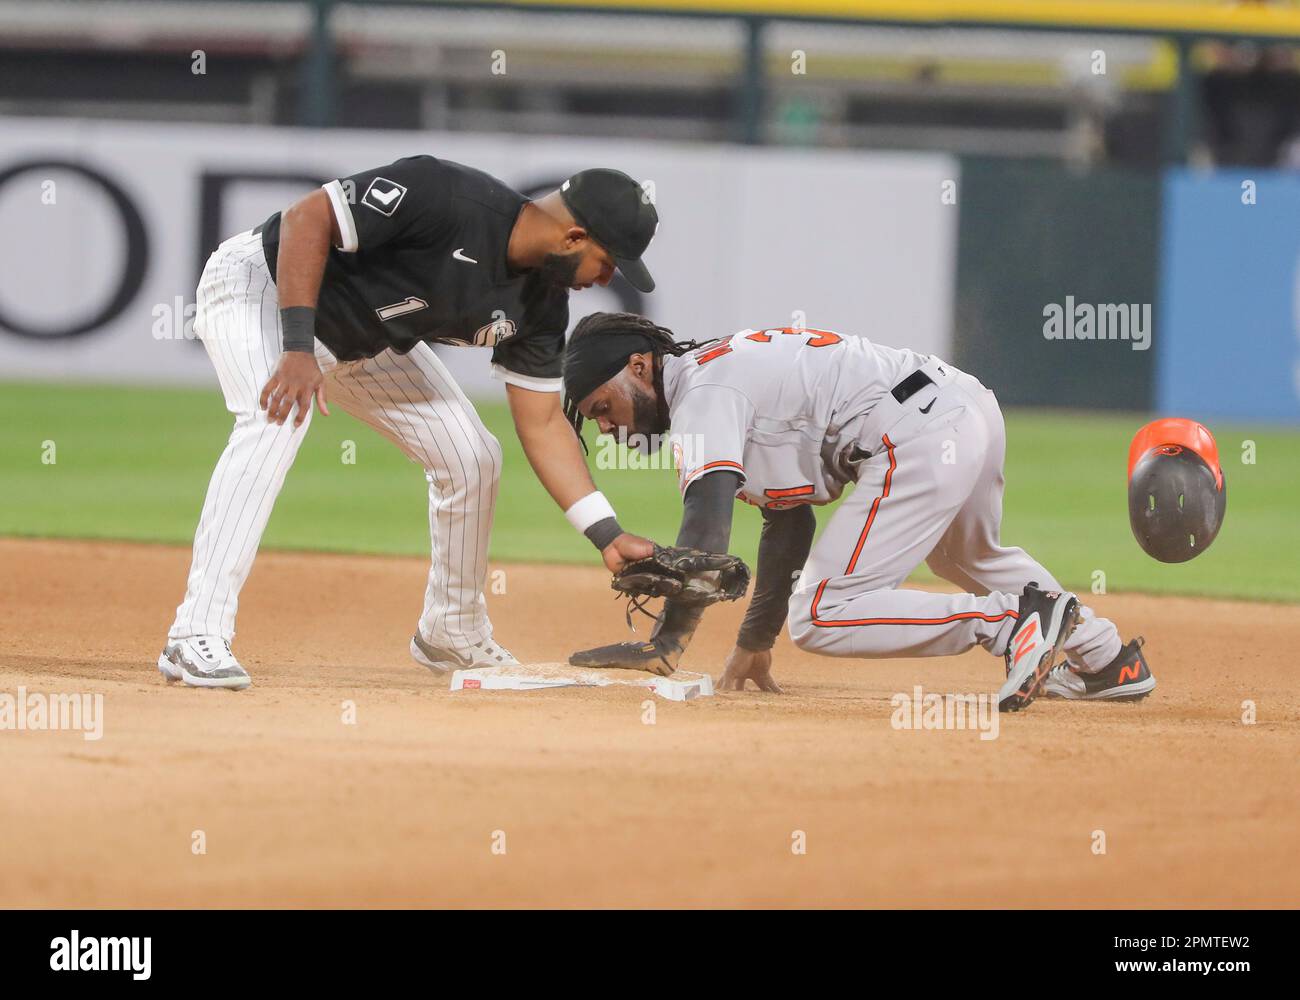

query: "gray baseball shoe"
xmin=158 ymin=635 xmax=252 ymax=690
xmin=410 ymin=632 xmax=519 ymax=674
xmin=1043 ymin=637 xmax=1156 ymax=701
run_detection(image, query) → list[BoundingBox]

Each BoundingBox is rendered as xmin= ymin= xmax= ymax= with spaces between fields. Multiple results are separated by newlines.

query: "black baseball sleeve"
xmin=735 ymin=504 xmax=816 ymax=652
xmin=651 ymin=471 xmax=740 ymax=651
xmin=674 ymin=468 xmax=739 ymax=553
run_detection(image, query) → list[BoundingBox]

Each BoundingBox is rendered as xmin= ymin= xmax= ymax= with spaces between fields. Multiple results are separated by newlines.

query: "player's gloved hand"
xmin=260 ymin=351 xmax=330 ymax=428
xmin=612 ymin=545 xmax=751 ymax=606
xmin=601 ymin=532 xmax=655 ymax=574
xmin=716 ymin=646 xmax=782 ymax=693
xmin=569 ymin=636 xmax=683 ymax=676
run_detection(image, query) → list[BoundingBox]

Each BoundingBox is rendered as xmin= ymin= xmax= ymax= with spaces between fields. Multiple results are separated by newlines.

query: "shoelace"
xmin=621 ymin=591 xmax=658 ymax=632
xmin=194 ymin=637 xmax=235 ymax=666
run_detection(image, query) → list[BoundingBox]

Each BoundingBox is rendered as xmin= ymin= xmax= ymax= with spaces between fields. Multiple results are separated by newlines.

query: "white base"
xmin=450 ymin=662 xmax=714 ymax=702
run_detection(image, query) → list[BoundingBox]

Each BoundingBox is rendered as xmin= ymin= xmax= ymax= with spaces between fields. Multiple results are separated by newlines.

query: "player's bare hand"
xmin=602 ymin=531 xmax=654 ymax=574
xmin=716 ymin=646 xmax=782 ymax=693
xmin=259 ymin=352 xmax=329 ymax=428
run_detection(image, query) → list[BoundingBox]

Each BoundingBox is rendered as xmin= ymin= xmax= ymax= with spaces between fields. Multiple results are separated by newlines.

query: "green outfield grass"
xmin=2 ymin=381 xmax=1297 ymax=601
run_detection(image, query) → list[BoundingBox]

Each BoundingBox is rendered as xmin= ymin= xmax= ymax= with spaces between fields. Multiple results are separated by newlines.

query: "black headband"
xmin=562 ymin=329 xmax=656 ymax=407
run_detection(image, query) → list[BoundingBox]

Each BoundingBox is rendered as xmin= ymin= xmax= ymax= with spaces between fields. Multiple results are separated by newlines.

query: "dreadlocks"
xmin=562 ymin=311 xmax=716 ymax=447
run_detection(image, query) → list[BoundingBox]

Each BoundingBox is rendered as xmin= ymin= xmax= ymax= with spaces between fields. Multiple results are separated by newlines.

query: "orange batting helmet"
xmin=1127 ymin=418 xmax=1226 ymax=563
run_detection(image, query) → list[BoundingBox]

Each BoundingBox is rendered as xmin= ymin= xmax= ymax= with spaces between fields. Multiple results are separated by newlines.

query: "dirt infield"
xmin=2 ymin=537 xmax=1297 ymax=908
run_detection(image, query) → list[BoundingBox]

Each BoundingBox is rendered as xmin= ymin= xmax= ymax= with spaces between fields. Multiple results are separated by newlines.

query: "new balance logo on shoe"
xmin=1011 ymin=618 xmax=1039 ymax=666
xmin=1118 ymin=663 xmax=1143 ymax=684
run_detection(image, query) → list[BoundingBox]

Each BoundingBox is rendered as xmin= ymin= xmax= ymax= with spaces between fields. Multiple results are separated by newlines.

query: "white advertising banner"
xmin=0 ymin=119 xmax=958 ymax=397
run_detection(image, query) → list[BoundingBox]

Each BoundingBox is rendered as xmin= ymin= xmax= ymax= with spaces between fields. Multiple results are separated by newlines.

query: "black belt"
xmin=850 ymin=369 xmax=937 ymax=462
xmin=252 ymin=221 xmax=266 ymax=236
xmin=891 ymin=368 xmax=934 ymax=404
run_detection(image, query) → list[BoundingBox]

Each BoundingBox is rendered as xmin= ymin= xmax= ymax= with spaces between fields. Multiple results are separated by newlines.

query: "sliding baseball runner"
xmin=160 ymin=160 xmax=657 ymax=689
xmin=561 ymin=313 xmax=1156 ymax=710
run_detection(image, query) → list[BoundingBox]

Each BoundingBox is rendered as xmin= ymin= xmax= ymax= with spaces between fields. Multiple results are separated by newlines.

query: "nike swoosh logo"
xmin=372 ymin=186 xmax=401 ymax=206
xmin=452 ymin=248 xmax=478 ymax=264
xmin=919 ymin=398 xmax=936 ymax=414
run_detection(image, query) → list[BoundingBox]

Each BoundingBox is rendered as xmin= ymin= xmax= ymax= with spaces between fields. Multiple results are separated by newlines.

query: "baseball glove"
xmin=570 ymin=638 xmax=681 ymax=676
xmin=613 ymin=544 xmax=750 ymax=627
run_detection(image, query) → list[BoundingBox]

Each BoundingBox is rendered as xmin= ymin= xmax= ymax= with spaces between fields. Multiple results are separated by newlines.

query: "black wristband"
xmin=280 ymin=306 xmax=316 ymax=354
xmin=584 ymin=516 xmax=623 ymax=552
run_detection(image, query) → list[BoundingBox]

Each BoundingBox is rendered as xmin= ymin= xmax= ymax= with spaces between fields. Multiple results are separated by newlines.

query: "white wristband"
xmin=564 ymin=491 xmax=617 ymax=534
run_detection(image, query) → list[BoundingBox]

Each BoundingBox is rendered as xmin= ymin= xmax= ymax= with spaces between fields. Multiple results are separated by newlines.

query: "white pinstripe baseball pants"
xmin=169 ymin=229 xmax=502 ymax=650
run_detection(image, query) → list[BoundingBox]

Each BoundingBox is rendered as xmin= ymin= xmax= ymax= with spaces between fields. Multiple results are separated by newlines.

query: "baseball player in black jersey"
xmin=159 ymin=157 xmax=657 ymax=689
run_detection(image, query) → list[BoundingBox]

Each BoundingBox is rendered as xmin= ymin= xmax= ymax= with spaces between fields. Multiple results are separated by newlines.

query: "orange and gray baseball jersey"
xmin=661 ymin=326 xmax=923 ymax=508
xmin=662 ymin=326 xmax=1125 ymax=673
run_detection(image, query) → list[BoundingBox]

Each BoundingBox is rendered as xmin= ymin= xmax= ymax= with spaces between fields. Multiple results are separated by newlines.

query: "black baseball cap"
xmin=559 ymin=168 xmax=658 ymax=292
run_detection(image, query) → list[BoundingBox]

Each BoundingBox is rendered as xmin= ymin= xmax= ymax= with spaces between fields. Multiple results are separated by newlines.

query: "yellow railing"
xmin=511 ymin=0 xmax=1300 ymax=38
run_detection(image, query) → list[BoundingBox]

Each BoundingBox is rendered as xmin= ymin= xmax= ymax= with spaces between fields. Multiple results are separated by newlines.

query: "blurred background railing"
xmin=1 ymin=0 xmax=1298 ymax=168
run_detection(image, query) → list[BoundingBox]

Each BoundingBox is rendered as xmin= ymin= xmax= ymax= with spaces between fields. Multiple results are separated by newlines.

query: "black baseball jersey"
xmin=258 ymin=156 xmax=569 ymax=389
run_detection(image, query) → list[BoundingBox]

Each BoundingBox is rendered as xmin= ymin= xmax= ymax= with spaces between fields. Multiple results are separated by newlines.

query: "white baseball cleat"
xmin=158 ymin=635 xmax=252 ymax=690
xmin=410 ymin=632 xmax=519 ymax=675
xmin=997 ymin=582 xmax=1080 ymax=713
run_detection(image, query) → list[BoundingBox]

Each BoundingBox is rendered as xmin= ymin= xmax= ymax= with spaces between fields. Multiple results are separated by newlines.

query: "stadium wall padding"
xmin=952 ymin=158 xmax=1160 ymax=411
xmin=0 ymin=119 xmax=958 ymax=398
xmin=1157 ymin=169 xmax=1300 ymax=424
